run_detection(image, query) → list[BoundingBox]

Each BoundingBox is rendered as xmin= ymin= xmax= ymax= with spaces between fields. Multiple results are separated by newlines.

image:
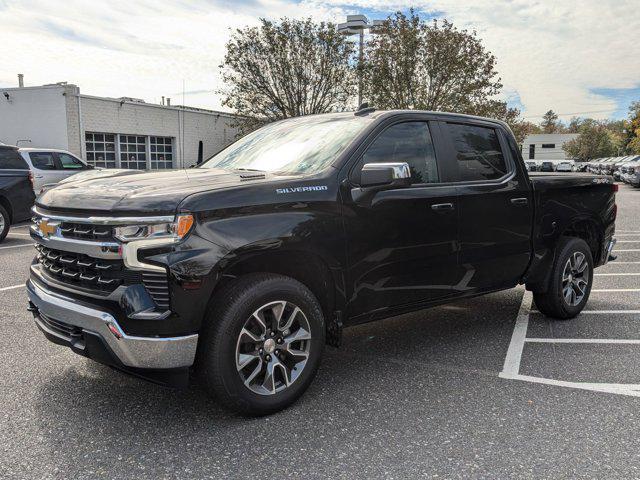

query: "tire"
xmin=0 ymin=204 xmax=9 ymax=243
xmin=533 ymin=237 xmax=594 ymax=319
xmin=197 ymin=273 xmax=325 ymax=416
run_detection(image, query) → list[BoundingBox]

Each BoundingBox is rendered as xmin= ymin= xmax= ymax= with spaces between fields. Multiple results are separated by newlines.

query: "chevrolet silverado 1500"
xmin=27 ymin=110 xmax=616 ymax=415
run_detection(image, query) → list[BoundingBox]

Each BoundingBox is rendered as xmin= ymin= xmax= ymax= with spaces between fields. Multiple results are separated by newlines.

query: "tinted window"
xmin=29 ymin=152 xmax=56 ymax=170
xmin=58 ymin=153 xmax=85 ymax=170
xmin=361 ymin=122 xmax=438 ymax=184
xmin=0 ymin=149 xmax=28 ymax=169
xmin=447 ymin=124 xmax=508 ymax=181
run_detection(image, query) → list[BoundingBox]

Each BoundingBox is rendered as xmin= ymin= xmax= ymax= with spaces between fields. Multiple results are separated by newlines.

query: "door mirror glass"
xmin=360 ymin=162 xmax=411 ymax=188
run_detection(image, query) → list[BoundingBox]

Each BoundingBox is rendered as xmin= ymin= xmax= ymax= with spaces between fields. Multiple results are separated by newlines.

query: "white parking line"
xmin=531 ymin=310 xmax=640 ymax=314
xmin=526 ymin=338 xmax=640 ymax=344
xmin=594 ymin=273 xmax=640 ymax=276
xmin=0 ymin=244 xmax=33 ymax=250
xmin=605 ymin=261 xmax=640 ymax=264
xmin=616 ymin=241 xmax=640 ymax=243
xmin=500 ymin=290 xmax=640 ymax=397
xmin=0 ymin=284 xmax=24 ymax=292
xmin=8 ymin=233 xmax=31 ymax=237
xmin=614 ymin=249 xmax=640 ymax=252
xmin=592 ymin=288 xmax=640 ymax=292
xmin=500 ymin=289 xmax=532 ymax=376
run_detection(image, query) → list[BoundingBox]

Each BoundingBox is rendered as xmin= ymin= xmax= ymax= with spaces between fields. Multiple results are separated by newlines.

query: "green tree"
xmin=562 ymin=122 xmax=617 ymax=160
xmin=540 ymin=110 xmax=560 ymax=133
xmin=362 ymin=11 xmax=503 ymax=114
xmin=624 ymin=101 xmax=640 ymax=154
xmin=219 ymin=18 xmax=356 ymax=133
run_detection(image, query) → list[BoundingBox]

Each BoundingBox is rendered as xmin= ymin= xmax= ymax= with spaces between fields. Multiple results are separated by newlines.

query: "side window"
xmin=29 ymin=152 xmax=56 ymax=170
xmin=0 ymin=149 xmax=28 ymax=169
xmin=57 ymin=153 xmax=85 ymax=170
xmin=361 ymin=122 xmax=439 ymax=184
xmin=446 ymin=123 xmax=509 ymax=182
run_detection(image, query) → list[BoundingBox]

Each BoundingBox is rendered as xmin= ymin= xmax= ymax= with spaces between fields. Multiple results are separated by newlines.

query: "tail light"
xmin=612 ymin=183 xmax=619 ymax=192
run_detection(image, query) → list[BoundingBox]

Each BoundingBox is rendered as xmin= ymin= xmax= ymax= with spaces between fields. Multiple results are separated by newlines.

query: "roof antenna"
xmin=355 ymin=102 xmax=375 ymax=116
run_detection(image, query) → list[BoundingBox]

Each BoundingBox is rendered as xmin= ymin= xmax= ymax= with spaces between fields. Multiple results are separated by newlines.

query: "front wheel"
xmin=0 ymin=204 xmax=9 ymax=243
xmin=197 ymin=273 xmax=325 ymax=415
xmin=533 ymin=237 xmax=594 ymax=319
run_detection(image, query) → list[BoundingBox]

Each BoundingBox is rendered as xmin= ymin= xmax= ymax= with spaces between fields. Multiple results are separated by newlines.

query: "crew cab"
xmin=27 ymin=110 xmax=617 ymax=415
xmin=0 ymin=144 xmax=36 ymax=242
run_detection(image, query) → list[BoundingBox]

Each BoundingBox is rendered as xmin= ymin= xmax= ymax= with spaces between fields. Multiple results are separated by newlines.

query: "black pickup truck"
xmin=27 ymin=110 xmax=616 ymax=415
xmin=0 ymin=144 xmax=35 ymax=241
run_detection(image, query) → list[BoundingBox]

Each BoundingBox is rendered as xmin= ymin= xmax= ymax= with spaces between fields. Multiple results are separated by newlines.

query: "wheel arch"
xmin=0 ymin=195 xmax=13 ymax=224
xmin=211 ymin=247 xmax=344 ymax=325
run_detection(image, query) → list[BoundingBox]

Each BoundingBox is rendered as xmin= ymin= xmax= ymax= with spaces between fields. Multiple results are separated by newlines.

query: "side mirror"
xmin=360 ymin=162 xmax=411 ymax=188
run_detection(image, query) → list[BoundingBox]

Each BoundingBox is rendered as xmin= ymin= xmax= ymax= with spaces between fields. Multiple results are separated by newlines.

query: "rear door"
xmin=440 ymin=121 xmax=533 ymax=292
xmin=27 ymin=151 xmax=61 ymax=190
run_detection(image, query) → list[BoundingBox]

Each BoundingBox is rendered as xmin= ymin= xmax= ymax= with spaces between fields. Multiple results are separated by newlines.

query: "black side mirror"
xmin=360 ymin=162 xmax=411 ymax=188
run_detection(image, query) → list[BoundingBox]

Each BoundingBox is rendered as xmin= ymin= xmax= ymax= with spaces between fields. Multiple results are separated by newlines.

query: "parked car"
xmin=556 ymin=161 xmax=573 ymax=172
xmin=28 ymin=110 xmax=617 ymax=415
xmin=540 ymin=161 xmax=554 ymax=172
xmin=18 ymin=148 xmax=92 ymax=193
xmin=621 ymin=156 xmax=640 ymax=186
xmin=525 ymin=161 xmax=538 ymax=172
xmin=0 ymin=144 xmax=36 ymax=241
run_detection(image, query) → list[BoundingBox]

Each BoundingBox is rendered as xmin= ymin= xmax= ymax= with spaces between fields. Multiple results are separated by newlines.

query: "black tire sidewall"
xmin=550 ymin=238 xmax=594 ymax=318
xmin=204 ymin=275 xmax=325 ymax=415
xmin=0 ymin=205 xmax=9 ymax=242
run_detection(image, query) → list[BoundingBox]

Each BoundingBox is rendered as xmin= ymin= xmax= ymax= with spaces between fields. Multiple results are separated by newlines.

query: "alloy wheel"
xmin=562 ymin=251 xmax=589 ymax=306
xmin=235 ymin=301 xmax=312 ymax=395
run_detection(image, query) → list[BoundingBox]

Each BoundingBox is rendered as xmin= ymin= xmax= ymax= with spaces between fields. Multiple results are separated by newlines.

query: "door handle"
xmin=431 ymin=202 xmax=454 ymax=211
xmin=510 ymin=197 xmax=528 ymax=206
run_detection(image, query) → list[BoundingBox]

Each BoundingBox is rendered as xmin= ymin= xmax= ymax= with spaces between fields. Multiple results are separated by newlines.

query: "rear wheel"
xmin=197 ymin=273 xmax=325 ymax=415
xmin=533 ymin=237 xmax=593 ymax=319
xmin=0 ymin=205 xmax=9 ymax=242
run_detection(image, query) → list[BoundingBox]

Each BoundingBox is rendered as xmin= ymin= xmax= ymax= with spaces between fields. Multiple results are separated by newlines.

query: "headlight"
xmin=114 ymin=214 xmax=194 ymax=242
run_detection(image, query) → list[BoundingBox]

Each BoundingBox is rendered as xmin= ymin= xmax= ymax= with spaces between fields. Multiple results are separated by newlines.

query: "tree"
xmin=540 ymin=110 xmax=560 ymax=133
xmin=562 ymin=122 xmax=617 ymax=161
xmin=219 ymin=18 xmax=356 ymax=133
xmin=624 ymin=101 xmax=640 ymax=154
xmin=362 ymin=11 xmax=503 ymax=114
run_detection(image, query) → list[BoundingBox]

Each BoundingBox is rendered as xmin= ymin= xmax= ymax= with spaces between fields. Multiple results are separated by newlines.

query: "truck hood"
xmin=37 ymin=168 xmax=274 ymax=215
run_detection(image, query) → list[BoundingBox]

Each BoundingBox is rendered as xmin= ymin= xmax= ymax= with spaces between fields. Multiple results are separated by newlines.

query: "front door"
xmin=342 ymin=120 xmax=459 ymax=321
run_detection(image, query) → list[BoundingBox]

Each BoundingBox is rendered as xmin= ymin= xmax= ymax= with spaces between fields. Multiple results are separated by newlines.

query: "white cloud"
xmin=0 ymin=0 xmax=638 ymax=120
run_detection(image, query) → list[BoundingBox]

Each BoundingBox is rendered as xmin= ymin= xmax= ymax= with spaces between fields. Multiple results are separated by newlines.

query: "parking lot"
xmin=2 ymin=185 xmax=640 ymax=479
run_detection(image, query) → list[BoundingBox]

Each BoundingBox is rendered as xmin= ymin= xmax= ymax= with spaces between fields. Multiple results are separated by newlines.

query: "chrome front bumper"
xmin=27 ymin=279 xmax=198 ymax=369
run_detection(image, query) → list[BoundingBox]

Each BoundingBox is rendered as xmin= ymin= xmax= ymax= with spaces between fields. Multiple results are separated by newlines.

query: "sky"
xmin=1 ymin=0 xmax=639 ymax=122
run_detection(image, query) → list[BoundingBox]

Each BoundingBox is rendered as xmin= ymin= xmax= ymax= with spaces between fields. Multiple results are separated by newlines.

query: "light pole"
xmin=338 ymin=15 xmax=382 ymax=108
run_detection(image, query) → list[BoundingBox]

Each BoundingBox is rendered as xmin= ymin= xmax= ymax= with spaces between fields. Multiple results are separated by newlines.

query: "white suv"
xmin=18 ymin=148 xmax=92 ymax=193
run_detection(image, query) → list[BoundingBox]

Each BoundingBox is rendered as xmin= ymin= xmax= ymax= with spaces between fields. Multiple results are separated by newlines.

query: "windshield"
xmin=200 ymin=113 xmax=372 ymax=175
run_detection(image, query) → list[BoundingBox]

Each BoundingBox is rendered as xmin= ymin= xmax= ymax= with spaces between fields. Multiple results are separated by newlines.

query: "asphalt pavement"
xmin=2 ymin=185 xmax=640 ymax=479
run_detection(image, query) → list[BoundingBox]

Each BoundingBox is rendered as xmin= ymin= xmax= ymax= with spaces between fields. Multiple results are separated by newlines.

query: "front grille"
xmin=35 ymin=244 xmax=142 ymax=293
xmin=142 ymin=272 xmax=170 ymax=309
xmin=59 ymin=222 xmax=115 ymax=241
xmin=40 ymin=312 xmax=82 ymax=339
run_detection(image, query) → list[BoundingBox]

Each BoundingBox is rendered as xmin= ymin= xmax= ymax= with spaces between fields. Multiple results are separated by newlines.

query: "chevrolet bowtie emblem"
xmin=38 ymin=219 xmax=58 ymax=237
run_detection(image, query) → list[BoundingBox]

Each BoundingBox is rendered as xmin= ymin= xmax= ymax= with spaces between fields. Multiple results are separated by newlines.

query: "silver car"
xmin=18 ymin=148 xmax=92 ymax=193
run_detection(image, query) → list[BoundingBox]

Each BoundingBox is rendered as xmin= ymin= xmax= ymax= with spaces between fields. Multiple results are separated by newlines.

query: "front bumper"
xmin=27 ymin=278 xmax=198 ymax=370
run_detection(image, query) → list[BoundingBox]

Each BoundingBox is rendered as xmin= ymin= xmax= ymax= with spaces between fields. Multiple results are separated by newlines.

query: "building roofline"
xmin=79 ymin=93 xmax=239 ymax=119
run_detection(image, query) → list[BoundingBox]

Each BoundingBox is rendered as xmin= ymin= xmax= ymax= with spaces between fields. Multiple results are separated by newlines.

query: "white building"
xmin=521 ymin=133 xmax=579 ymax=163
xmin=0 ymin=79 xmax=239 ymax=169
